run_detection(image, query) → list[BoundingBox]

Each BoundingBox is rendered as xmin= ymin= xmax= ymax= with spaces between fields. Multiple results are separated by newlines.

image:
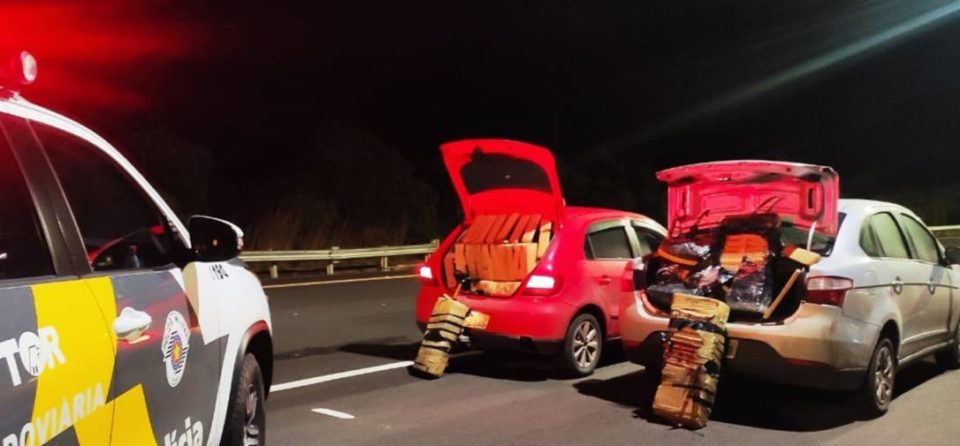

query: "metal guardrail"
xmin=931 ymin=225 xmax=960 ymax=248
xmin=240 ymin=239 xmax=440 ymax=278
xmin=241 ymin=224 xmax=960 ymax=280
xmin=930 ymin=225 xmax=960 ymax=232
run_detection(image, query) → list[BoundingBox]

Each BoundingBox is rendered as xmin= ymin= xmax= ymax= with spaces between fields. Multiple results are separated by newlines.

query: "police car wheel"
xmin=223 ymin=354 xmax=266 ymax=446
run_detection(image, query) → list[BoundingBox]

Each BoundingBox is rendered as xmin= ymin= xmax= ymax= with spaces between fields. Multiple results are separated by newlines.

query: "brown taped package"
xmin=670 ymin=293 xmax=731 ymax=326
xmin=474 ymin=280 xmax=521 ymax=297
xmin=653 ymin=294 xmax=730 ymax=429
xmin=413 ymin=347 xmax=449 ymax=377
xmin=664 ymin=328 xmax=726 ymax=368
xmin=463 ymin=311 xmax=490 ymax=329
xmin=661 ymin=362 xmax=719 ymax=393
xmin=443 ymin=252 xmax=457 ymax=288
xmin=446 ymin=213 xmax=552 ymax=296
xmin=652 ymin=384 xmax=715 ymax=430
xmin=719 ymin=233 xmax=769 ymax=274
xmin=782 ymin=245 xmax=822 ymax=266
xmin=412 ymin=296 xmax=470 ymax=378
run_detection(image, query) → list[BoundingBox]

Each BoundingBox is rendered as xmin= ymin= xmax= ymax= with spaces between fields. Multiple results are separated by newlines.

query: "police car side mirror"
xmin=189 ymin=215 xmax=243 ymax=262
xmin=945 ymin=247 xmax=960 ymax=266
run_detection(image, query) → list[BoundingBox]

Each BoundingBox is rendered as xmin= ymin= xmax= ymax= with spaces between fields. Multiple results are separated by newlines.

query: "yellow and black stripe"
xmin=0 ymin=271 xmax=227 ymax=446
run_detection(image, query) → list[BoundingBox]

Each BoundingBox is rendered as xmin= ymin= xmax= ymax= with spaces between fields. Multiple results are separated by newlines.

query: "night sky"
xmin=5 ymin=1 xmax=960 ymax=247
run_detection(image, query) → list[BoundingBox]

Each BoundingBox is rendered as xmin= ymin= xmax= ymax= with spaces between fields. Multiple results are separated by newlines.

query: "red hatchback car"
xmin=416 ymin=139 xmax=666 ymax=375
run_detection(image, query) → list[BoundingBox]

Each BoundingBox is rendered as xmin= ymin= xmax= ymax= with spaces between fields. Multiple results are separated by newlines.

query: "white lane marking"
xmin=270 ymin=351 xmax=483 ymax=393
xmin=272 ymin=361 xmax=413 ymax=392
xmin=312 ymin=408 xmax=356 ymax=420
xmin=263 ymin=274 xmax=416 ymax=289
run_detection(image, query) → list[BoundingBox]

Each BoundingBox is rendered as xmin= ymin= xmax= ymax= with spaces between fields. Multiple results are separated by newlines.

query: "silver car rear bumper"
xmin=621 ymin=292 xmax=880 ymax=391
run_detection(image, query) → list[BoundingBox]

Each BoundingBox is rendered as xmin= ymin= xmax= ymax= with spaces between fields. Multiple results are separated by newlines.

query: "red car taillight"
xmin=804 ymin=276 xmax=853 ymax=307
xmin=522 ymin=273 xmax=563 ymax=296
xmin=418 ymin=264 xmax=437 ymax=286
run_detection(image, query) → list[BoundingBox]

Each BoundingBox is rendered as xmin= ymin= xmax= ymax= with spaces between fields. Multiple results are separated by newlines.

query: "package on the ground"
xmin=652 ymin=383 xmax=715 ymax=429
xmin=652 ymin=294 xmax=730 ymax=430
xmin=663 ymin=327 xmax=726 ymax=369
xmin=413 ymin=295 xmax=470 ymax=378
xmin=445 ymin=213 xmax=553 ymax=296
xmin=661 ymin=361 xmax=719 ymax=392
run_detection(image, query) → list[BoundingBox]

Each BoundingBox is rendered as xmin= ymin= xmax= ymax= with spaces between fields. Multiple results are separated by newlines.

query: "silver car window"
xmin=900 ymin=215 xmax=940 ymax=263
xmin=870 ymin=212 xmax=910 ymax=260
xmin=860 ymin=220 xmax=881 ymax=257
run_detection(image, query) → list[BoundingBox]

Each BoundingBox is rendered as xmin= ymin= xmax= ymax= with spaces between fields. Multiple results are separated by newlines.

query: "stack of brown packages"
xmin=412 ymin=296 xmax=470 ymax=378
xmin=652 ymin=293 xmax=730 ymax=429
xmin=444 ymin=213 xmax=552 ymax=297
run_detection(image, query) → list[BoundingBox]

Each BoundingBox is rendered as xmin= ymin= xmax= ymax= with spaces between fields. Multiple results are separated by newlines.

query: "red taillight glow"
xmin=522 ymin=274 xmax=561 ymax=296
xmin=2 ymin=50 xmax=38 ymax=88
xmin=804 ymin=276 xmax=853 ymax=307
xmin=18 ymin=51 xmax=37 ymax=84
xmin=418 ymin=265 xmax=437 ymax=286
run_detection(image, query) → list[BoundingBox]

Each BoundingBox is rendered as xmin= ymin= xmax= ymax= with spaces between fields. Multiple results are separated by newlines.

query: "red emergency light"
xmin=1 ymin=50 xmax=38 ymax=89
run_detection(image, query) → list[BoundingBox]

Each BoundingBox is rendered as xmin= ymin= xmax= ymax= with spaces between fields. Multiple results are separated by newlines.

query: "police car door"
xmin=0 ymin=116 xmax=117 ymax=445
xmin=34 ymin=123 xmax=222 ymax=446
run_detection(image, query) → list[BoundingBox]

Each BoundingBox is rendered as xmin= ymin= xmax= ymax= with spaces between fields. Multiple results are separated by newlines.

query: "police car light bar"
xmin=2 ymin=51 xmax=38 ymax=88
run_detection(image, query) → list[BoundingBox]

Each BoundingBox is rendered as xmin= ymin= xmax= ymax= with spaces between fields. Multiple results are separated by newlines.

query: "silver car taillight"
xmin=805 ymin=276 xmax=853 ymax=307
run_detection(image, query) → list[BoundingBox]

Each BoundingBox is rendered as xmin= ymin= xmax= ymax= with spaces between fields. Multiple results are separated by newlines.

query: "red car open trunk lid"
xmin=441 ymin=139 xmax=564 ymax=223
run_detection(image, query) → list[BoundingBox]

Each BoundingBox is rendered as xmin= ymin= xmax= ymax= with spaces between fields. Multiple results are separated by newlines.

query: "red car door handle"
xmin=598 ymin=276 xmax=612 ymax=285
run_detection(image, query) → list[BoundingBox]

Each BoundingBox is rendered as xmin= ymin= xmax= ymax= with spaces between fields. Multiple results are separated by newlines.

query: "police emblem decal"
xmin=162 ymin=311 xmax=190 ymax=387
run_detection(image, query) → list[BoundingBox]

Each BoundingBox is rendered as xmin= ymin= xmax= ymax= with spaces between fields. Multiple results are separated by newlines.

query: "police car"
xmin=0 ymin=51 xmax=273 ymax=445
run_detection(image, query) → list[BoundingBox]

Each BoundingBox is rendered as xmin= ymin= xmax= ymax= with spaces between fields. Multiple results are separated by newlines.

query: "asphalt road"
xmin=264 ymin=276 xmax=960 ymax=446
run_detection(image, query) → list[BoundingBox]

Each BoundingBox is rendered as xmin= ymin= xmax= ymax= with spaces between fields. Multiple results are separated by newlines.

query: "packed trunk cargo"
xmin=440 ymin=213 xmax=553 ymax=296
xmin=645 ymin=161 xmax=839 ymax=322
xmin=438 ymin=139 xmax=562 ymax=297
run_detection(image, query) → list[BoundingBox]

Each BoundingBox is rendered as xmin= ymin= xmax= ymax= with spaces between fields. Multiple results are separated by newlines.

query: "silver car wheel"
xmin=573 ymin=320 xmax=599 ymax=369
xmin=874 ymin=345 xmax=894 ymax=407
xmin=244 ymin=385 xmax=261 ymax=446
